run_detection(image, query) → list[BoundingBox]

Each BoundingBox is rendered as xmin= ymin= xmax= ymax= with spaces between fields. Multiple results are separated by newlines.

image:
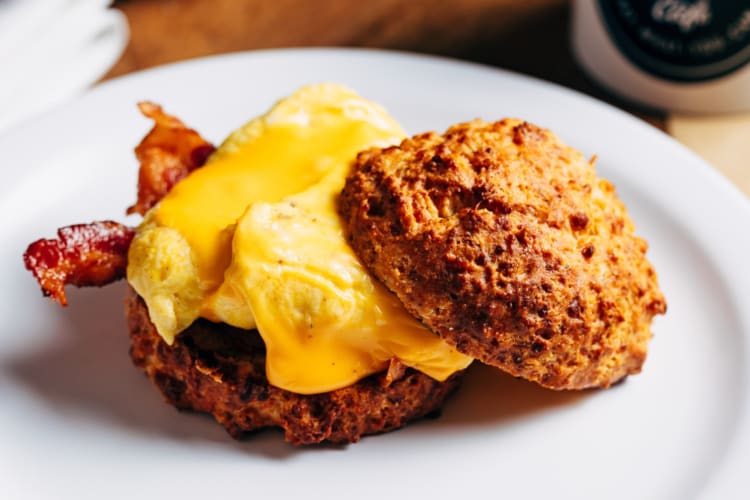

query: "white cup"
xmin=0 ymin=0 xmax=128 ymax=132
xmin=571 ymin=0 xmax=750 ymax=113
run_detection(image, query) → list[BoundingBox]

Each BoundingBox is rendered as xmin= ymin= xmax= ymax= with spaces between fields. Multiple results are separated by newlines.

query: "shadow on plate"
xmin=435 ymin=362 xmax=588 ymax=428
xmin=3 ymin=282 xmax=589 ymax=456
xmin=2 ymin=283 xmax=300 ymax=459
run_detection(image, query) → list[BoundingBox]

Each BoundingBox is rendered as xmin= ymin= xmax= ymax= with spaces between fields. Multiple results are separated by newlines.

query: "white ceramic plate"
xmin=0 ymin=49 xmax=748 ymax=500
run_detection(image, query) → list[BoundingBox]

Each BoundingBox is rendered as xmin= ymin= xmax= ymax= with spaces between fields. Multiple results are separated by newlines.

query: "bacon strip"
xmin=23 ymin=221 xmax=135 ymax=306
xmin=25 ymin=102 xmax=212 ymax=305
xmin=127 ymin=101 xmax=215 ymax=216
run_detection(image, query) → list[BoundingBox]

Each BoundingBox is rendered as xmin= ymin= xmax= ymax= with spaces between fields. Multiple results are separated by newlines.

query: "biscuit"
xmin=127 ymin=287 xmax=464 ymax=444
xmin=339 ymin=119 xmax=666 ymax=389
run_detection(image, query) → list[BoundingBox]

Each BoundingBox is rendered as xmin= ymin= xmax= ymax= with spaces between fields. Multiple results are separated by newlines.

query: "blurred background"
xmin=108 ymin=0 xmax=600 ymax=106
xmin=2 ymin=0 xmax=749 ymax=195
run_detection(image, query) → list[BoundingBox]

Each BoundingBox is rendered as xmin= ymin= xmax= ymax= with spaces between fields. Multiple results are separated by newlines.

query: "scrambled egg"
xmin=127 ymin=83 xmax=472 ymax=394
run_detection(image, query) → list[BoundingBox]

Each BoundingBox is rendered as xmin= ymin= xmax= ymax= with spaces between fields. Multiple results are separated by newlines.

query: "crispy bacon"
xmin=26 ymin=102 xmax=211 ymax=304
xmin=381 ymin=359 xmax=408 ymax=387
xmin=127 ymin=101 xmax=215 ymax=216
xmin=23 ymin=221 xmax=135 ymax=306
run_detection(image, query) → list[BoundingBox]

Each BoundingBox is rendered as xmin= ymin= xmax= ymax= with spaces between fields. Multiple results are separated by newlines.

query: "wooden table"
xmin=109 ymin=0 xmax=665 ymax=129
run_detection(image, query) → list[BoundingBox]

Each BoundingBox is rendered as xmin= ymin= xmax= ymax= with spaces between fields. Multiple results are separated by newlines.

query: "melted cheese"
xmin=126 ymin=83 xmax=472 ymax=394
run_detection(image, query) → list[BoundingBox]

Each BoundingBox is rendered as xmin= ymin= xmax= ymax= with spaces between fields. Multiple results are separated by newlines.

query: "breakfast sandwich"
xmin=24 ymin=83 xmax=665 ymax=445
xmin=25 ymin=84 xmax=471 ymax=445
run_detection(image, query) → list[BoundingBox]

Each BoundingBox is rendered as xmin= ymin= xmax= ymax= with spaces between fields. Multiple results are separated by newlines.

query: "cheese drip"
xmin=127 ymin=83 xmax=472 ymax=394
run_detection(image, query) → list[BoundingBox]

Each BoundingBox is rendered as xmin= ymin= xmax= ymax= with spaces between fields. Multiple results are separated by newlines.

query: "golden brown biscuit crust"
xmin=126 ymin=287 xmax=463 ymax=445
xmin=339 ymin=119 xmax=666 ymax=390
